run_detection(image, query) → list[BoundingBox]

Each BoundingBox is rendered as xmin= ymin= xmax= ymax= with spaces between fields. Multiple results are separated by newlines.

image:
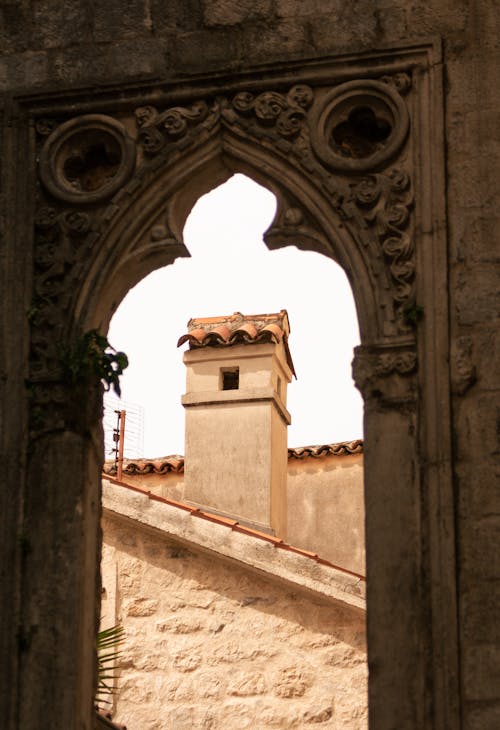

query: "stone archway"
xmin=20 ymin=43 xmax=458 ymax=730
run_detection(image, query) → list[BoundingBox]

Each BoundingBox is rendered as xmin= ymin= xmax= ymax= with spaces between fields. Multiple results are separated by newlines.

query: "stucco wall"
xmin=102 ymin=511 xmax=367 ymax=729
xmin=287 ymin=454 xmax=364 ymax=577
xmin=105 ymin=449 xmax=365 ymax=575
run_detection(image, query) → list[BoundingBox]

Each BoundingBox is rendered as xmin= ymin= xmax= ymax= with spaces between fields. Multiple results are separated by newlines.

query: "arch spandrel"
xmin=32 ymin=73 xmax=416 ymax=346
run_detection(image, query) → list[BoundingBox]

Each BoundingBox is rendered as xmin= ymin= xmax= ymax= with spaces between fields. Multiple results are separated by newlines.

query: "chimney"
xmin=178 ymin=310 xmax=295 ymax=538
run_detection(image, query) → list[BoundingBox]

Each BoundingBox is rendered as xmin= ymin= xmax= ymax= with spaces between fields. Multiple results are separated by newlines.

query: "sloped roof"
xmin=177 ymin=310 xmax=296 ymax=377
xmin=103 ymin=440 xmax=363 ymax=476
xmin=103 ymin=475 xmax=365 ymax=584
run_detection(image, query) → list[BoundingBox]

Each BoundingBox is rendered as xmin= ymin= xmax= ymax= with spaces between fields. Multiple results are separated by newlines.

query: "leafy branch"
xmin=403 ymin=303 xmax=424 ymax=327
xmin=63 ymin=330 xmax=128 ymax=396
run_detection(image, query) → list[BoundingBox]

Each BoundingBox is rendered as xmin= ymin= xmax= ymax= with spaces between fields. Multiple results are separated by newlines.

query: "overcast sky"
xmin=106 ymin=174 xmax=363 ymax=458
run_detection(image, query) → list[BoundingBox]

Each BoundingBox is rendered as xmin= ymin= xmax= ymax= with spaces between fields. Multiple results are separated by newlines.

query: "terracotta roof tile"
xmin=103 ymin=475 xmax=365 ymax=582
xmin=177 ymin=310 xmax=296 ymax=377
xmin=288 ymin=440 xmax=363 ymax=459
xmin=103 ymin=441 xmax=363 ymax=476
xmin=103 ymin=456 xmax=184 ymax=476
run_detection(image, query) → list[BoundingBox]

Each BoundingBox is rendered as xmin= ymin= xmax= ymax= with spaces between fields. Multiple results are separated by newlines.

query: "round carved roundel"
xmin=39 ymin=114 xmax=136 ymax=204
xmin=310 ymin=80 xmax=409 ymax=172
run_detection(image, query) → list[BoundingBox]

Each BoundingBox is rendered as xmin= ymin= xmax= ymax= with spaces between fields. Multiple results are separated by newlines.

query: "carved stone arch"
xmin=19 ymin=42 xmax=459 ymax=730
xmin=76 ymin=129 xmax=382 ymax=343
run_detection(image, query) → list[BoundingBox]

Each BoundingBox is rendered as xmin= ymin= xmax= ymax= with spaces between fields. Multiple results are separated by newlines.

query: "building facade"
xmin=0 ymin=3 xmax=498 ymax=729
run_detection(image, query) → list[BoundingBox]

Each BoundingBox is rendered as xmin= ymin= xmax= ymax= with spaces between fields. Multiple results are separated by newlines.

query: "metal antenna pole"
xmin=117 ymin=410 xmax=126 ymax=481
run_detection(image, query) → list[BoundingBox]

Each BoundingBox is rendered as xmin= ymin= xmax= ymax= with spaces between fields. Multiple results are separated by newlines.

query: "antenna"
xmin=103 ymin=393 xmax=144 ymax=463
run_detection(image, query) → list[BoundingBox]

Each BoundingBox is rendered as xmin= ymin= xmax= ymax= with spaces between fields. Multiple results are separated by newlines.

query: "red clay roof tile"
xmin=103 ymin=441 xmax=363 ymax=476
xmin=177 ymin=310 xmax=296 ymax=377
xmin=288 ymin=440 xmax=363 ymax=459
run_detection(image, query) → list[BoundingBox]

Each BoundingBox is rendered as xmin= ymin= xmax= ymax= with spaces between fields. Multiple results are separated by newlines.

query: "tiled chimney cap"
xmin=177 ymin=310 xmax=296 ymax=377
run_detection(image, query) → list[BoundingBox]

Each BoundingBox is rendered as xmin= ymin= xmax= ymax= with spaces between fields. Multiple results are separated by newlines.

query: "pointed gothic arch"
xmin=17 ymin=43 xmax=459 ymax=730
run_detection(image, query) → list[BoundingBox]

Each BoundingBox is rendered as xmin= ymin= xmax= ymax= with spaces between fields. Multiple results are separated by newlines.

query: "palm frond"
xmin=96 ymin=624 xmax=125 ymax=708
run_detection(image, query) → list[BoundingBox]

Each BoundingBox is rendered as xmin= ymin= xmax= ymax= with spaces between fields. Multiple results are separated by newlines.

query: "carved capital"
xmin=352 ymin=343 xmax=418 ymax=404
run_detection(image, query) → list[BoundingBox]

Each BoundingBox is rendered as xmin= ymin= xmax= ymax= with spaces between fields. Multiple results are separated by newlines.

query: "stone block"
xmin=448 ymin=158 xmax=498 ymax=211
xmin=125 ymin=597 xmax=159 ymax=616
xmin=463 ymin=644 xmax=500 ymax=701
xmin=475 ymin=330 xmax=500 ymax=390
xmin=150 ymin=0 xmax=203 ymax=32
xmin=461 ymin=580 xmax=500 ymax=643
xmin=308 ymin=6 xmax=407 ymax=52
xmin=303 ymin=704 xmax=334 ymax=723
xmin=459 ymin=518 xmax=500 ymax=582
xmin=32 ymin=1 xmax=90 ymax=49
xmin=465 ymin=702 xmax=500 ymax=730
xmin=241 ymin=20 xmax=308 ymax=64
xmin=24 ymin=52 xmax=49 ymax=87
xmin=273 ymin=666 xmax=312 ymax=698
xmin=172 ymin=649 xmax=203 ymax=672
xmin=455 ymin=212 xmax=500 ymax=264
xmin=457 ymin=462 xmax=500 ymax=520
xmin=93 ymin=0 xmax=151 ymax=42
xmin=227 ymin=670 xmax=267 ymax=696
xmin=155 ymin=615 xmax=203 ymax=633
xmin=203 ymin=0 xmax=274 ymax=26
xmin=171 ymin=28 xmax=239 ymax=73
xmin=276 ymin=0 xmax=342 ymax=18
xmin=455 ymin=265 xmax=500 ymax=326
xmin=454 ymin=392 xmax=500 ymax=460
xmin=0 ymin=2 xmax=31 ymax=54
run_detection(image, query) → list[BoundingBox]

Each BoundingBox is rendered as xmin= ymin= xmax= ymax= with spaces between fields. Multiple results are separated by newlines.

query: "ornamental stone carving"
xmin=352 ymin=344 xmax=418 ymax=404
xmin=39 ymin=114 xmax=136 ymax=204
xmin=31 ymin=66 xmax=418 ymax=435
xmin=309 ymin=79 xmax=410 ymax=173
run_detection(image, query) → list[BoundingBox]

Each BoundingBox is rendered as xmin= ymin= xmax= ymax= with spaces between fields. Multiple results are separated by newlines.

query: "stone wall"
xmin=0 ymin=2 xmax=498 ymax=729
xmin=102 ymin=511 xmax=367 ymax=729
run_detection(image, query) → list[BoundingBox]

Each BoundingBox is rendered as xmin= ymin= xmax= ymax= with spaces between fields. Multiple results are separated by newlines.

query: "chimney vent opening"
xmin=221 ymin=367 xmax=239 ymax=391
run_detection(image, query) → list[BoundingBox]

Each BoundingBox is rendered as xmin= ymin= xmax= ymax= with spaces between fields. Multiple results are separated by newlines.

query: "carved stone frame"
xmin=2 ymin=40 xmax=459 ymax=730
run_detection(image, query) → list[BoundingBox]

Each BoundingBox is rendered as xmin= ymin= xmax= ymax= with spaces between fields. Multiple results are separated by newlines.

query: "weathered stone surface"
xmin=102 ymin=514 xmax=367 ymax=728
xmin=0 ymin=3 xmax=498 ymax=730
xmin=463 ymin=644 xmax=500 ymax=701
xmin=203 ymin=0 xmax=274 ymax=26
xmin=465 ymin=703 xmax=500 ymax=730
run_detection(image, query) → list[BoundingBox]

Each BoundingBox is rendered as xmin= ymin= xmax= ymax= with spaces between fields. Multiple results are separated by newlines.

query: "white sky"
xmin=107 ymin=174 xmax=363 ymax=457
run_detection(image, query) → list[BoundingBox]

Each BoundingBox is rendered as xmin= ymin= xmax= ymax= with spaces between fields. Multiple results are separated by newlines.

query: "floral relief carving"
xmin=379 ymin=72 xmax=412 ymax=95
xmin=135 ymin=100 xmax=219 ymax=155
xmin=352 ymin=345 xmax=418 ymax=403
xmin=31 ymin=205 xmax=94 ymax=377
xmin=31 ymin=73 xmax=416 ymax=432
xmin=225 ymin=85 xmax=313 ymax=139
xmin=351 ymin=168 xmax=414 ymax=325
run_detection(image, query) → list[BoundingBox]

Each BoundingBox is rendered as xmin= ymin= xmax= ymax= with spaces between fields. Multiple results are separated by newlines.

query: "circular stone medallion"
xmin=310 ymin=80 xmax=409 ymax=173
xmin=39 ymin=114 xmax=136 ymax=204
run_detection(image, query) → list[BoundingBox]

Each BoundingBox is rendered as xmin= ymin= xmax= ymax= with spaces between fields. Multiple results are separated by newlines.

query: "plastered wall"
xmin=105 ymin=450 xmax=365 ymax=575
